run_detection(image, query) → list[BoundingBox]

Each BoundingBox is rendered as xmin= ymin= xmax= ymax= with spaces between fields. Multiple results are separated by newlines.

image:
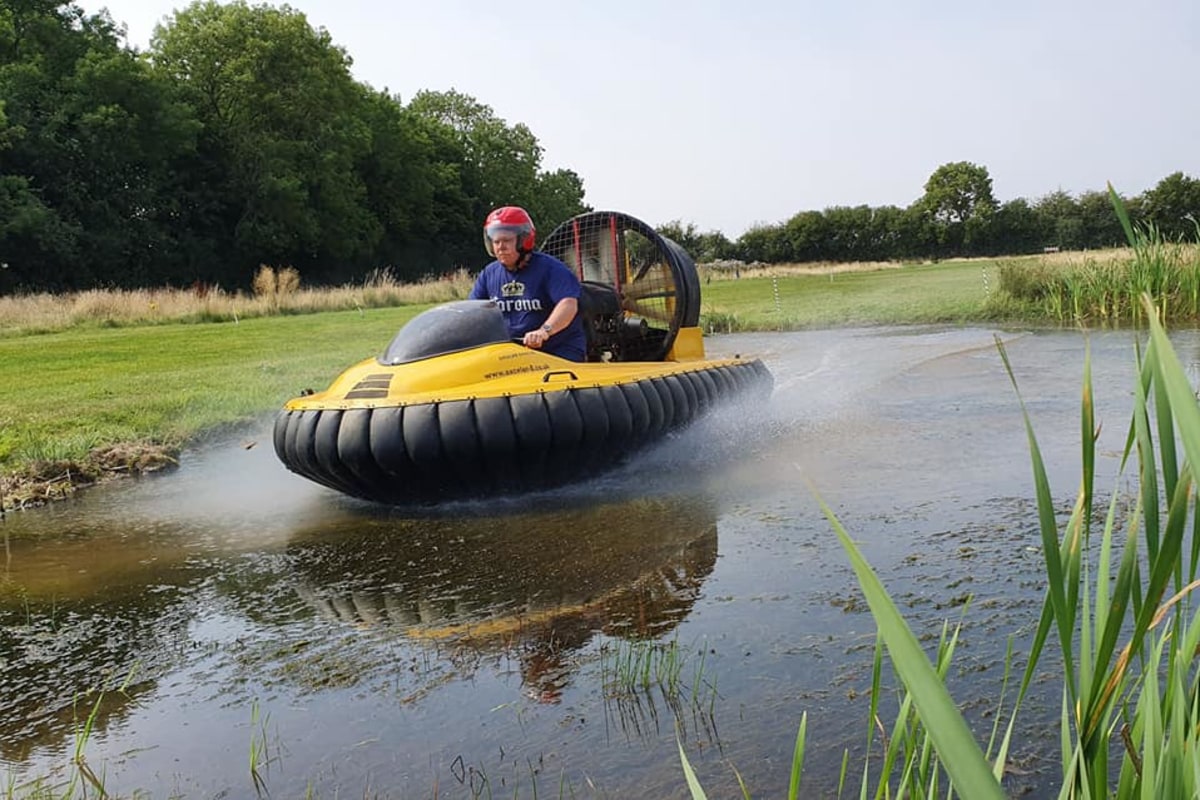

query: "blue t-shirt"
xmin=469 ymin=251 xmax=587 ymax=362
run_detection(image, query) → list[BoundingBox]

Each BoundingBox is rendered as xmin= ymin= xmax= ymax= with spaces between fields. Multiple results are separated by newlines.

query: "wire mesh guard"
xmin=542 ymin=211 xmax=700 ymax=362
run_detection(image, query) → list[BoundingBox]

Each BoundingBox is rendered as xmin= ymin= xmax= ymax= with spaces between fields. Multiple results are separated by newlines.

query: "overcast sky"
xmin=78 ymin=0 xmax=1200 ymax=237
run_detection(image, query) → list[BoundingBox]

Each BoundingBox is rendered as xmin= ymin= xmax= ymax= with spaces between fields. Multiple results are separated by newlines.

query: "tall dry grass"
xmin=698 ymin=259 xmax=907 ymax=282
xmin=698 ymin=248 xmax=1139 ymax=285
xmin=0 ymin=267 xmax=476 ymax=336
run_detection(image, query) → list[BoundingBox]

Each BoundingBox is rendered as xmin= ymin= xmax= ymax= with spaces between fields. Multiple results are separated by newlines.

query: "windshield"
xmin=378 ymin=300 xmax=511 ymax=365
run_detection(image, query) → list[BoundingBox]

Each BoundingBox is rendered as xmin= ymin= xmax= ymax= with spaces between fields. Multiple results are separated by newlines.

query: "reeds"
xmin=249 ymin=699 xmax=276 ymax=795
xmin=601 ymin=636 xmax=687 ymax=695
xmin=995 ymin=196 xmax=1200 ymax=325
xmin=600 ymin=636 xmax=719 ymax=753
xmin=4 ymin=668 xmax=140 ymax=799
xmin=599 ymin=637 xmax=716 ymax=709
xmin=681 ymin=289 xmax=1200 ymax=797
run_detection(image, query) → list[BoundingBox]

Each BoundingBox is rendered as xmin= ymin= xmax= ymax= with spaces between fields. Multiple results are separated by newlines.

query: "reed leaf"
xmin=678 ymin=735 xmax=709 ymax=800
xmin=787 ymin=713 xmax=806 ymax=800
xmin=816 ymin=493 xmax=1007 ymax=799
xmin=996 ymin=337 xmax=1079 ymax=698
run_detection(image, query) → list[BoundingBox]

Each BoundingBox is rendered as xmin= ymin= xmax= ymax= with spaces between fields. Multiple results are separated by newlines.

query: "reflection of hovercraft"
xmin=287 ymin=496 xmax=718 ymax=701
xmin=273 ymin=211 xmax=772 ymax=504
xmin=288 ymin=496 xmax=718 ymax=640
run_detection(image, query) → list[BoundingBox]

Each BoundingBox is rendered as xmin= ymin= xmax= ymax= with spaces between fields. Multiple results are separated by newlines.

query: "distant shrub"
xmin=252 ymin=265 xmax=277 ymax=299
xmin=997 ymin=259 xmax=1062 ymax=301
xmin=277 ymin=266 xmax=301 ymax=296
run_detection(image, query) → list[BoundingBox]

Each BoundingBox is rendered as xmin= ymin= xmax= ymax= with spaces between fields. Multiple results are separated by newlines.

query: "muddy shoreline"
xmin=0 ymin=444 xmax=179 ymax=511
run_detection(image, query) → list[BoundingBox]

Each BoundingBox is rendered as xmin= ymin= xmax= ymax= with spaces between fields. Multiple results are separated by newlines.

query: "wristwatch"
xmin=541 ymin=323 xmax=553 ymax=334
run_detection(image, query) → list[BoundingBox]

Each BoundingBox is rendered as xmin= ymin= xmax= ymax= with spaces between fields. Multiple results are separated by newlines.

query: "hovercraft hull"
xmin=273 ymin=341 xmax=771 ymax=504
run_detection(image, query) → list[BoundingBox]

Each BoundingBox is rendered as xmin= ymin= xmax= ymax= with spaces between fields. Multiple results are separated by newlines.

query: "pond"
xmin=3 ymin=326 xmax=1197 ymax=799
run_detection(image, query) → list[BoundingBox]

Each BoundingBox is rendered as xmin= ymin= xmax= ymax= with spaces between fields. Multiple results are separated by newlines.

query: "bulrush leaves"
xmin=685 ymin=279 xmax=1200 ymax=798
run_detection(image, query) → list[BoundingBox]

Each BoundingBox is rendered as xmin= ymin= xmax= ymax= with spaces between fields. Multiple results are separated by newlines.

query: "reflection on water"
xmin=286 ymin=498 xmax=718 ymax=702
xmin=0 ymin=516 xmax=206 ymax=764
xmin=0 ymin=484 xmax=721 ymax=796
xmin=4 ymin=326 xmax=1200 ymax=798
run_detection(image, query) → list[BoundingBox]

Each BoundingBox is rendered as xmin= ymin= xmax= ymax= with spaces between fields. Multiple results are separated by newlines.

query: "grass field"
xmin=698 ymin=259 xmax=1003 ymax=330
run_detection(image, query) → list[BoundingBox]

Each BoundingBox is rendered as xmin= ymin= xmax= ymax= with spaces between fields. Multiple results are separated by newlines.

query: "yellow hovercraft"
xmin=273 ymin=211 xmax=773 ymax=503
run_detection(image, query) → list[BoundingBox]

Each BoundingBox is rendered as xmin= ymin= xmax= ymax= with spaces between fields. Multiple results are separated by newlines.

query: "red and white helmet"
xmin=483 ymin=206 xmax=536 ymax=257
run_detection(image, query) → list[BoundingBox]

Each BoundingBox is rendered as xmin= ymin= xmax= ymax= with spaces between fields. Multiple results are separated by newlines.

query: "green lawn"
xmin=699 ymin=260 xmax=1004 ymax=330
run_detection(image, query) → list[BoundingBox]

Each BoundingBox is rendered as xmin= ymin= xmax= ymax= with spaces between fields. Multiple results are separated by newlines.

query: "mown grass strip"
xmin=699 ymin=259 xmax=1003 ymax=330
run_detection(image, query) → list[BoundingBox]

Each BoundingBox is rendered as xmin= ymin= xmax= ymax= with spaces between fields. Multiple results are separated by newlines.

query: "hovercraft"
xmin=273 ymin=211 xmax=773 ymax=504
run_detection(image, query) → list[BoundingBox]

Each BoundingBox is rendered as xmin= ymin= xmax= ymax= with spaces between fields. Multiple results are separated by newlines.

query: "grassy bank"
xmin=0 ymin=306 xmax=425 ymax=507
xmin=696 ymin=245 xmax=1200 ymax=331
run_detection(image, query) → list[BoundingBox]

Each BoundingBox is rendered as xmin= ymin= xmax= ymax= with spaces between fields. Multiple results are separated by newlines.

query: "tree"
xmin=408 ymin=89 xmax=541 ymax=218
xmin=696 ymin=230 xmax=735 ymax=262
xmin=984 ymin=198 xmax=1042 ymax=256
xmin=893 ymin=205 xmax=936 ymax=259
xmin=151 ymin=0 xmax=379 ymax=285
xmin=352 ymin=90 xmax=477 ymax=278
xmin=647 ymin=221 xmax=728 ymax=263
xmin=528 ymin=168 xmax=589 ymax=241
xmin=1077 ymin=189 xmax=1126 ymax=249
xmin=920 ymin=161 xmax=998 ymax=225
xmin=736 ymin=223 xmax=790 ymax=263
xmin=1140 ymin=172 xmax=1200 ymax=240
xmin=823 ymin=206 xmax=880 ymax=262
xmin=656 ymin=220 xmax=704 ymax=259
xmin=1034 ymin=190 xmax=1083 ymax=250
xmin=0 ymin=0 xmax=199 ymax=291
xmin=784 ymin=211 xmax=828 ymax=262
xmin=917 ymin=161 xmax=998 ymax=256
xmin=407 ymin=89 xmax=586 ymax=240
xmin=864 ymin=205 xmax=910 ymax=260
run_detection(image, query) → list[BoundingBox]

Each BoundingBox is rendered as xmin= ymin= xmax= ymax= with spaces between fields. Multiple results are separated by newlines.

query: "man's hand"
xmin=523 ymin=327 xmax=550 ymax=349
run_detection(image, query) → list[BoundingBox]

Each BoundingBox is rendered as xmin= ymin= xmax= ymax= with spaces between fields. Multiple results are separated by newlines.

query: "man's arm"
xmin=523 ymin=297 xmax=578 ymax=349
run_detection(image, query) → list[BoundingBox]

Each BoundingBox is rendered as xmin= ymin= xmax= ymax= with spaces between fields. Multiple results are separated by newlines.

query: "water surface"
xmin=2 ymin=326 xmax=1194 ymax=798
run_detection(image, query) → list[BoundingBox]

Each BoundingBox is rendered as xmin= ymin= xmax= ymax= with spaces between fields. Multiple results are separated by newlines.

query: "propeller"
xmin=542 ymin=211 xmax=700 ymax=361
xmin=621 ymin=259 xmax=678 ymax=326
xmin=621 ymin=290 xmax=676 ymax=326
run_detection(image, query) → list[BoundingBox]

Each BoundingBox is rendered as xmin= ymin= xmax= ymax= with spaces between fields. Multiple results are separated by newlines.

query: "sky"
xmin=77 ymin=0 xmax=1200 ymax=237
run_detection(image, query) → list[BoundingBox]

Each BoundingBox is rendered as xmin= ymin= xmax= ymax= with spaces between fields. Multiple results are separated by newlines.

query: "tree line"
xmin=4 ymin=2 xmax=1200 ymax=296
xmin=0 ymin=0 xmax=588 ymax=294
xmin=662 ymin=163 xmax=1200 ymax=266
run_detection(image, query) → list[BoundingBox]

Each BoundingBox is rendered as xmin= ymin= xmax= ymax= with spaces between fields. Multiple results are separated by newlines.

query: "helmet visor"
xmin=484 ymin=222 xmax=530 ymax=256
